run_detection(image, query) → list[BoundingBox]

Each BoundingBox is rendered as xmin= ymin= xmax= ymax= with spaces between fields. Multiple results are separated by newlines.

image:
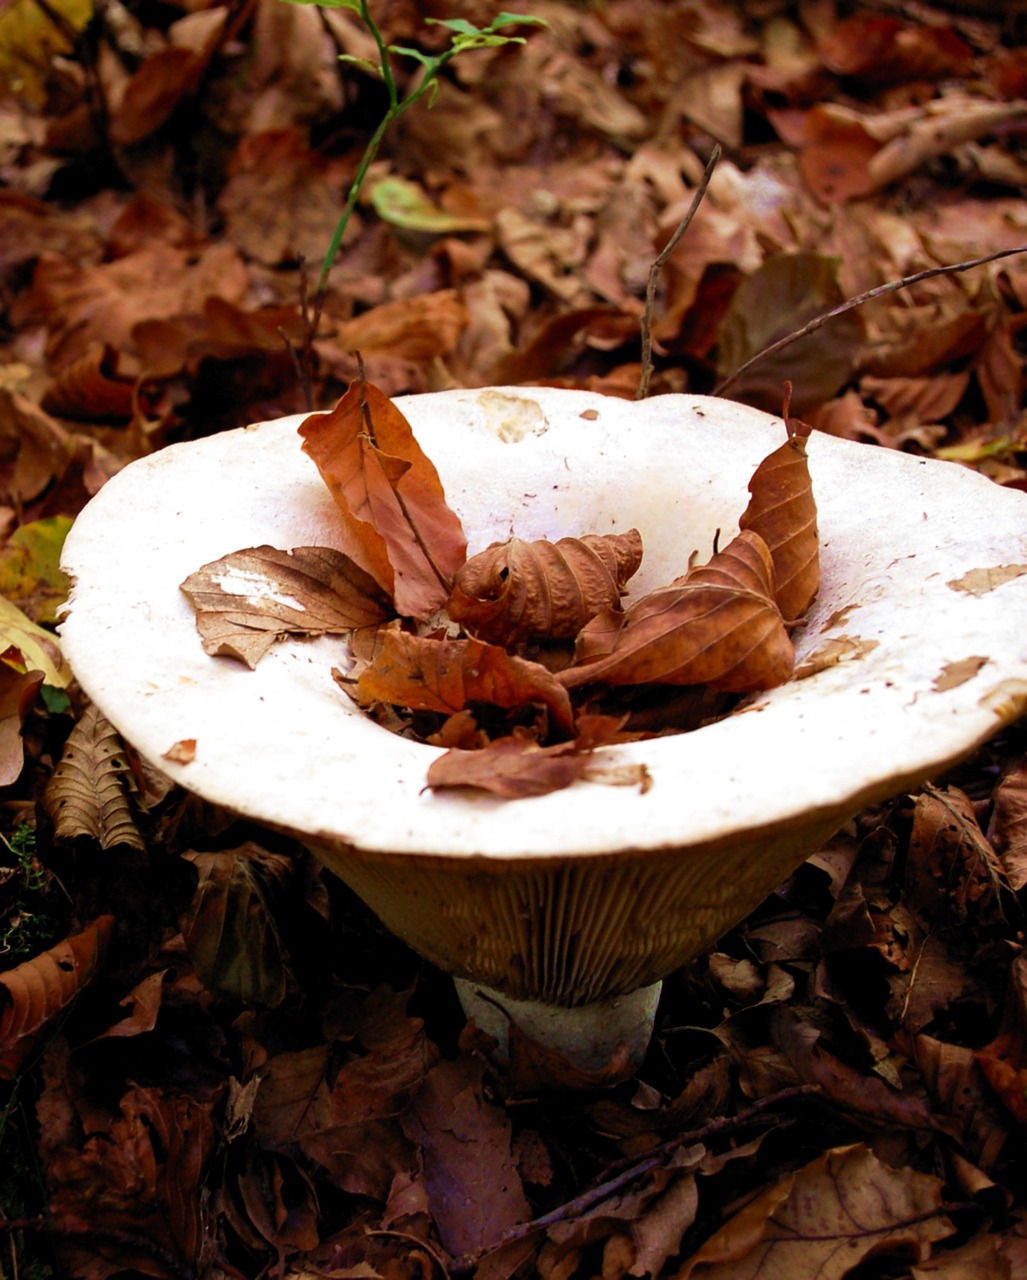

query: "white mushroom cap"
xmin=59 ymin=388 xmax=1027 ymax=1005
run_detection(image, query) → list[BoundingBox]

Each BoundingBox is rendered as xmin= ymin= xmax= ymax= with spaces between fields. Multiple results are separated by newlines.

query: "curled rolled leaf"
xmin=739 ymin=411 xmax=819 ymax=621
xmin=447 ymin=529 xmax=643 ymax=646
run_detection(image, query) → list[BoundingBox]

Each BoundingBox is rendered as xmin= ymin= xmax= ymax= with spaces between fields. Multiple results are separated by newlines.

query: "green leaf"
xmin=388 ymin=43 xmax=441 ymax=73
xmin=488 ymin=11 xmax=549 ymax=28
xmin=426 ymin=16 xmax=480 ymax=35
xmin=370 ymin=176 xmax=490 ymax=234
xmin=337 ymin=53 xmax=383 ymax=76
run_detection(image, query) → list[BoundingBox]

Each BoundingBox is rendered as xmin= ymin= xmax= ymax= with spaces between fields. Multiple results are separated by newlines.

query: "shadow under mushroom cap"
xmin=59 ymin=388 xmax=1027 ymax=1003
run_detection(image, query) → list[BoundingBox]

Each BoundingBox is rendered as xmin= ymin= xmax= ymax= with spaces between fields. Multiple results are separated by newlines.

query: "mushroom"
xmin=58 ymin=388 xmax=1027 ymax=1077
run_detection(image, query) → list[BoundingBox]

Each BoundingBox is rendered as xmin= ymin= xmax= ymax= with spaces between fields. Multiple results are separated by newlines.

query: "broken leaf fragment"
xmin=447 ymin=529 xmax=643 ymax=646
xmin=180 ymin=544 xmax=394 ymax=669
xmin=298 ymin=377 xmax=467 ymax=620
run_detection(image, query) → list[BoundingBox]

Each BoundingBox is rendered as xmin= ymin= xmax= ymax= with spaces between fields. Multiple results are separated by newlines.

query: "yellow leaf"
xmin=0 ymin=0 xmax=93 ymax=107
xmin=0 ymin=593 xmax=71 ymax=687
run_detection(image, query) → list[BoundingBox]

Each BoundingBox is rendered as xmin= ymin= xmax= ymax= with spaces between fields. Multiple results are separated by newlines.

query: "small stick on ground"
xmin=714 ymin=244 xmax=1027 ymax=400
xmin=636 ymin=145 xmax=722 ymax=401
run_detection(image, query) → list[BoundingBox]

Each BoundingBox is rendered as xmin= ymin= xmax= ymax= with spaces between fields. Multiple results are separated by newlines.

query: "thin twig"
xmin=450 ymin=1084 xmax=818 ymax=1274
xmin=714 ymin=243 xmax=1027 ymax=399
xmin=636 ymin=144 xmax=722 ymax=401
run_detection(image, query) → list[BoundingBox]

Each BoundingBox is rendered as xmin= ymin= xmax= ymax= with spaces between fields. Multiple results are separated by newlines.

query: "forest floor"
xmin=3 ymin=0 xmax=1027 ymax=1277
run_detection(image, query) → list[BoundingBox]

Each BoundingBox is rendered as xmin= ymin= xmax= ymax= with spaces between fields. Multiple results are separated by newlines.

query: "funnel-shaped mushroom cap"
xmin=59 ymin=389 xmax=1027 ymax=1005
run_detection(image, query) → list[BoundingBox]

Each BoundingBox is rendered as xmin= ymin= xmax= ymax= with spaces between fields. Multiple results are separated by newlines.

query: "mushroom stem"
xmin=454 ymin=978 xmax=662 ymax=1078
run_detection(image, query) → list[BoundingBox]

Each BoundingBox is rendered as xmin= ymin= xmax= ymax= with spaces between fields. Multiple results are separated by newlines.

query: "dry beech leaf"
xmin=739 ymin=406 xmax=819 ymax=621
xmin=181 ymin=544 xmax=394 ymax=669
xmin=44 ymin=702 xmax=144 ymax=849
xmin=0 ymin=915 xmax=114 ymax=1080
xmin=447 ymin=529 xmax=644 ymax=646
xmin=427 ymin=715 xmax=627 ymax=798
xmin=561 ymin=530 xmax=793 ymax=692
xmin=355 ymin=631 xmax=576 ymax=736
xmin=671 ymin=1143 xmax=953 ymax=1280
xmin=299 ymin=377 xmax=467 ymax=620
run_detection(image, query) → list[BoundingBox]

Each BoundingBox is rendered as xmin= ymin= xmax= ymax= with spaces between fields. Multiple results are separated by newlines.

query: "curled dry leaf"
xmin=0 ymin=915 xmax=114 ymax=1080
xmin=299 ymin=376 xmax=467 ymax=620
xmin=180 ymin=544 xmax=394 ymax=669
xmin=446 ymin=529 xmax=644 ymax=646
xmin=561 ymin=530 xmax=794 ymax=692
xmin=354 ymin=630 xmax=576 ymax=736
xmin=739 ymin=403 xmax=819 ymax=621
xmin=427 ymin=714 xmax=627 ymax=798
xmin=40 ymin=342 xmax=138 ymax=421
xmin=182 ymin=843 xmax=297 ymax=1008
xmin=44 ymin=701 xmax=145 ymax=849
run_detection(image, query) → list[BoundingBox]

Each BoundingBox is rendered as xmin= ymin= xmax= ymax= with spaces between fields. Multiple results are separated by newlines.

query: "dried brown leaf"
xmin=181 ymin=843 xmax=297 ymax=1007
xmin=46 ymin=1084 xmax=215 ymax=1279
xmin=299 ymin=378 xmax=467 ymax=619
xmin=974 ymin=954 xmax=1027 ymax=1126
xmin=44 ymin=702 xmax=144 ymax=849
xmin=30 ymin=243 xmax=248 ymax=373
xmin=739 ymin=405 xmax=819 ymax=620
xmin=108 ymin=46 xmax=204 ymax=146
xmin=0 ymin=662 xmax=43 ymax=786
xmin=217 ymin=127 xmax=352 ymax=267
xmin=0 ymin=915 xmax=114 ymax=1080
xmin=180 ymin=544 xmax=394 ymax=669
xmin=907 ymin=786 xmax=1014 ymax=931
xmin=40 ymin=343 xmax=138 ymax=420
xmin=561 ymin=530 xmax=793 ymax=691
xmin=716 ymin=253 xmax=863 ymax=414
xmin=671 ymin=1143 xmax=953 ymax=1280
xmin=302 ymin=987 xmax=435 ymax=1198
xmin=426 ymin=715 xmax=626 ymax=799
xmin=447 ymin=529 xmax=643 ymax=646
xmin=820 ymin=15 xmax=972 ymax=86
xmin=355 ymin=631 xmax=576 ymax=736
xmin=988 ymin=763 xmax=1027 ymax=891
xmin=402 ymin=1056 xmax=530 ymax=1256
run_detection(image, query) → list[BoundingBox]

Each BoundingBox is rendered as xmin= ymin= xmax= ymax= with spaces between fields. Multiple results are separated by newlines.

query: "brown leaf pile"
xmin=185 ymin=375 xmax=819 ymax=796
